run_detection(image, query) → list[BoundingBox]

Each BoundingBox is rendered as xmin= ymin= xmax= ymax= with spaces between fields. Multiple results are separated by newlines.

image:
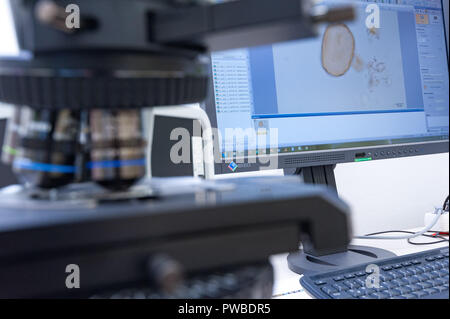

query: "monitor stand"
xmin=285 ymin=165 xmax=396 ymax=275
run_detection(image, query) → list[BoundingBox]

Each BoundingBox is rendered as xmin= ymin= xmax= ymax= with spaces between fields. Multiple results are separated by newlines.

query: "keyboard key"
xmin=399 ymin=269 xmax=414 ymax=277
xmin=365 ymin=268 xmax=374 ymax=274
xmin=347 ymin=289 xmax=357 ymax=297
xmin=333 ymin=276 xmax=344 ymax=282
xmin=355 ymin=279 xmax=366 ymax=286
xmin=389 ymin=273 xmax=400 ymax=280
xmin=381 ymin=281 xmax=397 ymax=290
xmin=430 ymin=271 xmax=441 ymax=279
xmin=379 ymin=274 xmax=393 ymax=282
xmin=406 ymin=276 xmax=420 ymax=284
xmin=423 ymin=265 xmax=434 ymax=272
xmin=348 ymin=289 xmax=364 ymax=298
xmin=408 ymin=284 xmax=422 ymax=292
xmin=379 ymin=292 xmax=391 ymax=299
xmin=434 ymin=285 xmax=448 ymax=293
xmin=425 ymin=256 xmax=436 ymax=262
xmin=411 ymin=260 xmax=421 ymax=265
xmin=342 ymin=281 xmax=352 ymax=289
xmin=430 ymin=278 xmax=445 ymax=287
xmin=439 ymin=269 xmax=449 ymax=276
xmin=382 ymin=265 xmax=393 ymax=271
xmin=416 ymin=281 xmax=433 ymax=289
xmin=421 ymin=273 xmax=434 ymax=281
xmin=410 ymin=267 xmax=423 ymax=275
xmin=399 ymin=278 xmax=411 ymax=286
xmin=423 ymin=288 xmax=439 ymax=296
xmin=435 ymin=255 xmax=444 ymax=259
xmin=433 ymin=262 xmax=443 ymax=270
xmin=357 ymin=287 xmax=369 ymax=295
xmin=412 ymin=291 xmax=428 ymax=298
xmin=321 ymin=286 xmax=337 ymax=295
xmin=393 ymin=264 xmax=403 ymax=269
xmin=389 ymin=289 xmax=401 ymax=297
xmin=396 ymin=286 xmax=412 ymax=295
xmin=314 ymin=280 xmax=327 ymax=286
xmin=370 ymin=292 xmax=389 ymax=299
xmin=330 ymin=291 xmax=352 ymax=299
xmin=332 ymin=283 xmax=348 ymax=292
xmin=360 ymin=295 xmax=376 ymax=299
xmin=428 ymin=263 xmax=439 ymax=271
xmin=375 ymin=286 xmax=388 ymax=293
xmin=355 ymin=271 xmax=366 ymax=277
xmin=391 ymin=279 xmax=409 ymax=286
xmin=404 ymin=284 xmax=415 ymax=290
xmin=392 ymin=271 xmax=405 ymax=278
xmin=416 ymin=274 xmax=429 ymax=282
xmin=365 ymin=288 xmax=376 ymax=295
xmin=402 ymin=262 xmax=412 ymax=267
xmin=417 ymin=266 xmax=427 ymax=273
xmin=343 ymin=280 xmax=360 ymax=289
xmin=344 ymin=274 xmax=355 ymax=279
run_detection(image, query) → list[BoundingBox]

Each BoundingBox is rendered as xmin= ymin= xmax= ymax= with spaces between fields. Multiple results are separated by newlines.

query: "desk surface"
xmin=271 ymin=229 xmax=449 ymax=299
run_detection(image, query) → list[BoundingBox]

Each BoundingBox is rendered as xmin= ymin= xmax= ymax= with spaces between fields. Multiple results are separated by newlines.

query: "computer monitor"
xmin=204 ymin=0 xmax=449 ymax=186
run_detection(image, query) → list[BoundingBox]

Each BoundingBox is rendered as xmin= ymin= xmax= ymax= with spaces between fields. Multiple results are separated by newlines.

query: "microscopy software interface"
xmin=211 ymin=0 xmax=449 ymax=157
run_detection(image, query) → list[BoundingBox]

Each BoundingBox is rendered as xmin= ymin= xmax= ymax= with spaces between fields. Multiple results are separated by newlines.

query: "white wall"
xmin=0 ymin=103 xmax=13 ymax=119
xmin=336 ymin=153 xmax=449 ymax=235
xmin=216 ymin=153 xmax=449 ymax=235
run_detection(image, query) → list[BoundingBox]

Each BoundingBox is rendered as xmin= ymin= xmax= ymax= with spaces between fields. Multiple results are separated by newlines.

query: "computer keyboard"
xmin=300 ymin=247 xmax=449 ymax=299
xmin=91 ymin=263 xmax=274 ymax=299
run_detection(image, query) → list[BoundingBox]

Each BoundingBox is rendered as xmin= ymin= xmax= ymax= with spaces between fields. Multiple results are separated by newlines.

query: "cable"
xmin=356 ymin=230 xmax=448 ymax=246
xmin=354 ymin=208 xmax=444 ymax=240
xmin=407 ymin=234 xmax=448 ymax=246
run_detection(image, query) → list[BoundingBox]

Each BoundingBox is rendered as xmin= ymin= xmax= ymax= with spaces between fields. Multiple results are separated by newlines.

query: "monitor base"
xmin=286 ymin=166 xmax=396 ymax=275
xmin=287 ymin=245 xmax=397 ymax=275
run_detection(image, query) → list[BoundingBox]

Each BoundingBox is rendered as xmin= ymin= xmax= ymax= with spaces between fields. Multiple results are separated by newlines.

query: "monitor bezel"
xmin=203 ymin=0 xmax=449 ymax=175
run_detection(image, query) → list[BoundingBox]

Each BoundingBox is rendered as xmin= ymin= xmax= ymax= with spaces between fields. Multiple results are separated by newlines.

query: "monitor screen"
xmin=0 ymin=0 xmax=20 ymax=58
xmin=209 ymin=0 xmax=449 ymax=163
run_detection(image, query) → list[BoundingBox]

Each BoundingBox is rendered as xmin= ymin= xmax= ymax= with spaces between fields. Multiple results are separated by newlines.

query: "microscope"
xmin=0 ymin=0 xmax=354 ymax=298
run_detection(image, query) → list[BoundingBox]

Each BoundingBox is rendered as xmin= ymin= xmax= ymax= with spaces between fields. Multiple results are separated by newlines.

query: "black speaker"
xmin=151 ymin=116 xmax=200 ymax=178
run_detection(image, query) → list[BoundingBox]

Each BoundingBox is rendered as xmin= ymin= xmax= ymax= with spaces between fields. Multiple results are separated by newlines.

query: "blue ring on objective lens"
xmin=87 ymin=159 xmax=146 ymax=170
xmin=13 ymin=159 xmax=76 ymax=174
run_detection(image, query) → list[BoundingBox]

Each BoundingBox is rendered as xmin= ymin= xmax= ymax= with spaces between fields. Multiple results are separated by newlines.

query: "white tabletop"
xmin=271 ymin=229 xmax=449 ymax=299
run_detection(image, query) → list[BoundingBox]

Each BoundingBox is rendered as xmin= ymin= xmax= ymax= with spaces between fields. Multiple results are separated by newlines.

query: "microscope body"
xmin=0 ymin=0 xmax=354 ymax=298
